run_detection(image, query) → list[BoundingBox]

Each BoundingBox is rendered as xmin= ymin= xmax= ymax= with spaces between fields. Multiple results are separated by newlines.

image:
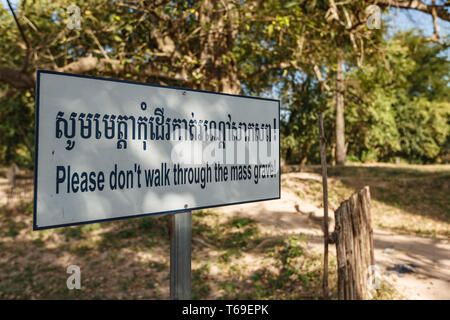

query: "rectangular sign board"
xmin=34 ymin=70 xmax=280 ymax=230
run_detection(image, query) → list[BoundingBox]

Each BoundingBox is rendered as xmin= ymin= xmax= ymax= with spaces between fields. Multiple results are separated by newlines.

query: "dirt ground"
xmin=215 ymin=171 xmax=450 ymax=300
xmin=0 ymin=165 xmax=449 ymax=300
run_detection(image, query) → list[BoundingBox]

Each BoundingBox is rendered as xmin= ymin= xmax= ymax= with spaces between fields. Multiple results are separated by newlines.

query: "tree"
xmin=335 ymin=51 xmax=346 ymax=165
xmin=0 ymin=0 xmax=250 ymax=93
xmin=345 ymin=31 xmax=449 ymax=163
xmin=0 ymin=0 xmax=448 ymax=166
xmin=0 ymin=0 xmax=266 ymax=165
xmin=309 ymin=0 xmax=449 ymax=165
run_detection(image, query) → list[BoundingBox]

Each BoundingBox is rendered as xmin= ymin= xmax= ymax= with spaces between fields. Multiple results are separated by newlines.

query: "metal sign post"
xmin=170 ymin=211 xmax=192 ymax=300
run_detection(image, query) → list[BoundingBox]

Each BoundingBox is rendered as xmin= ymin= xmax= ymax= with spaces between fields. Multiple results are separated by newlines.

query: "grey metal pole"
xmin=170 ymin=211 xmax=191 ymax=300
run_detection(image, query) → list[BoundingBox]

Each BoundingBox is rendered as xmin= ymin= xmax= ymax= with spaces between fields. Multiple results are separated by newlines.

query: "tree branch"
xmin=0 ymin=66 xmax=34 ymax=89
xmin=58 ymin=57 xmax=192 ymax=83
xmin=0 ymin=56 xmax=192 ymax=90
xmin=375 ymin=0 xmax=450 ymax=22
xmin=313 ymin=64 xmax=331 ymax=93
xmin=6 ymin=0 xmax=32 ymax=71
xmin=428 ymin=0 xmax=444 ymax=44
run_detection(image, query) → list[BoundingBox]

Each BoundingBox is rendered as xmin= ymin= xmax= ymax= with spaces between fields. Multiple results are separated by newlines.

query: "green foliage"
xmin=280 ymin=31 xmax=449 ymax=165
xmin=0 ymin=92 xmax=35 ymax=167
xmin=192 ymin=264 xmax=211 ymax=300
xmin=0 ymin=1 xmax=447 ymax=166
xmin=345 ymin=31 xmax=450 ymax=163
xmin=247 ymin=235 xmax=324 ymax=299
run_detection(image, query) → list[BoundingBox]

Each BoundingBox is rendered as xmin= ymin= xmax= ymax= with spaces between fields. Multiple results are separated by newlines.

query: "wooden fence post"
xmin=333 ymin=186 xmax=375 ymax=299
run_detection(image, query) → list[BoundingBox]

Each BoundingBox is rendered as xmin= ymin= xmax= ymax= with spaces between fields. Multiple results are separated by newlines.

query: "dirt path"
xmin=215 ymin=172 xmax=450 ymax=300
xmin=373 ymin=229 xmax=450 ymax=299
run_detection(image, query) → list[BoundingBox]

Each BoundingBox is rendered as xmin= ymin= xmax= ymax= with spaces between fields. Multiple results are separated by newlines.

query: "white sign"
xmin=34 ymin=70 xmax=280 ymax=230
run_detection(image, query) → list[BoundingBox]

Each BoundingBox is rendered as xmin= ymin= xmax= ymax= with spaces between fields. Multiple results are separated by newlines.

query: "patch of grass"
xmin=229 ymin=217 xmax=254 ymax=228
xmin=215 ymin=235 xmax=331 ymax=300
xmin=82 ymin=224 xmax=100 ymax=232
xmin=219 ymin=281 xmax=241 ymax=299
xmin=6 ymin=223 xmax=20 ymax=237
xmin=71 ymin=244 xmax=91 ymax=257
xmin=193 ymin=210 xmax=210 ymax=217
xmin=98 ymin=231 xmax=121 ymax=250
xmin=18 ymin=202 xmax=33 ymax=216
xmin=294 ymin=165 xmax=450 ymax=237
xmin=149 ymin=261 xmax=167 ymax=273
xmin=138 ymin=217 xmax=154 ymax=231
xmin=226 ymin=225 xmax=259 ymax=248
xmin=57 ymin=227 xmax=84 ymax=240
xmin=372 ymin=280 xmax=404 ymax=300
xmin=193 ymin=222 xmax=210 ymax=237
xmin=218 ymin=248 xmax=240 ymax=264
xmin=193 ymin=213 xmax=262 ymax=250
xmin=192 ymin=264 xmax=211 ymax=300
xmin=117 ymin=228 xmax=138 ymax=239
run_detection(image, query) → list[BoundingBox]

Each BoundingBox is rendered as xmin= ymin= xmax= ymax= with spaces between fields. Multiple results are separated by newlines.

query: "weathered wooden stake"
xmin=318 ymin=113 xmax=330 ymax=299
xmin=334 ymin=187 xmax=375 ymax=299
xmin=170 ymin=211 xmax=192 ymax=300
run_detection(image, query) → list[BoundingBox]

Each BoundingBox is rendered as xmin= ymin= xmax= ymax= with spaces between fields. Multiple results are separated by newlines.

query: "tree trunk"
xmin=199 ymin=0 xmax=241 ymax=94
xmin=335 ymin=55 xmax=346 ymax=165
